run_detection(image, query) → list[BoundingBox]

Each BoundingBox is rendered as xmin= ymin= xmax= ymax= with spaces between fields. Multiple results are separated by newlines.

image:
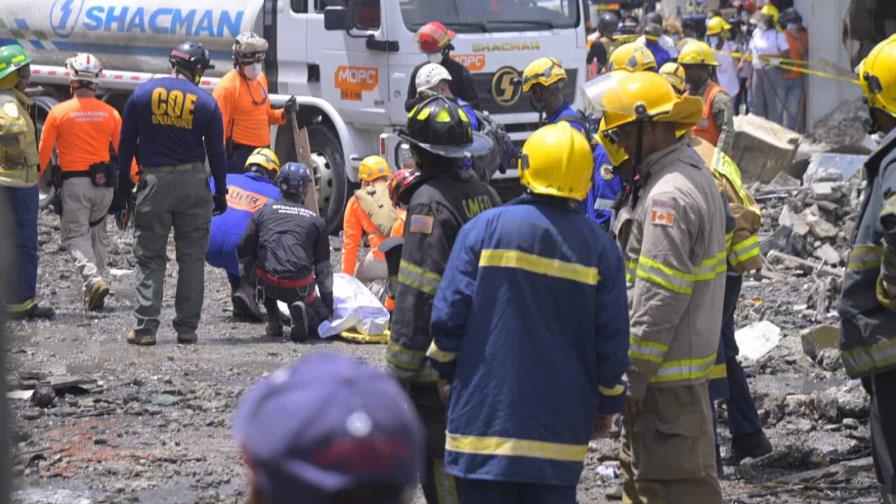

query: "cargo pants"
xmin=620 ymin=382 xmax=723 ymax=504
xmin=132 ymin=163 xmax=211 ymax=336
xmin=60 ymin=178 xmax=113 ymax=292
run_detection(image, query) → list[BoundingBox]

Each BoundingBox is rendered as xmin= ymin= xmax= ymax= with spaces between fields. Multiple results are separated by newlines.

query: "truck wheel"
xmin=307 ymin=123 xmax=347 ymax=234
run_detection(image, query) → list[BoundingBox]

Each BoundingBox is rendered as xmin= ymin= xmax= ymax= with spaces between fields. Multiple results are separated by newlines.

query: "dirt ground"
xmin=5 ymin=211 xmax=883 ymax=503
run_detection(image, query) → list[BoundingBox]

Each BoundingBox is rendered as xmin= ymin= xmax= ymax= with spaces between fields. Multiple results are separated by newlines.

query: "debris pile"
xmin=807 ymin=98 xmax=872 ymax=150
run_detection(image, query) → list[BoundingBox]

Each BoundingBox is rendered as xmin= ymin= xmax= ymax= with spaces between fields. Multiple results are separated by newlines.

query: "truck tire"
xmin=306 ymin=123 xmax=347 ymax=234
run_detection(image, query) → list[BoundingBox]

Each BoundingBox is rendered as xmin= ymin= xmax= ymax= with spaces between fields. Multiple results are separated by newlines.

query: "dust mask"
xmin=426 ymin=52 xmax=442 ymax=64
xmin=708 ymin=36 xmax=720 ymax=47
xmin=243 ymin=62 xmax=262 ymax=79
xmin=786 ymin=23 xmax=799 ymax=34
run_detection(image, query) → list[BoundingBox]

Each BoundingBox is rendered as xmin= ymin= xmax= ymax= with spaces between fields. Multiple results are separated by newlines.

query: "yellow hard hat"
xmin=678 ymin=40 xmax=719 ymax=66
xmin=760 ymin=4 xmax=779 ymax=24
xmin=358 ymin=155 xmax=392 ymax=182
xmin=521 ymin=57 xmax=567 ymax=93
xmin=705 ymin=16 xmax=732 ymax=36
xmin=584 ymin=70 xmax=703 ymax=132
xmin=245 ymin=147 xmax=281 ymax=179
xmin=519 ymin=122 xmax=593 ymax=200
xmin=858 ymin=37 xmax=896 ymax=117
xmin=596 ymin=117 xmax=630 ymax=166
xmin=659 ymin=62 xmax=687 ymax=95
xmin=608 ymin=42 xmax=657 ymax=73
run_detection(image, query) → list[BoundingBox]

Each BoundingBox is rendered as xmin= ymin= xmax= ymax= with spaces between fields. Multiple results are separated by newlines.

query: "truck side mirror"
xmin=324 ymin=7 xmax=353 ymax=31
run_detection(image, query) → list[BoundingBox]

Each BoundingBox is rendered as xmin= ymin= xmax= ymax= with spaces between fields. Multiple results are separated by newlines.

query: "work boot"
xmin=8 ymin=304 xmax=55 ymax=321
xmin=231 ymin=281 xmax=263 ymax=322
xmin=265 ymin=320 xmax=284 ymax=339
xmin=176 ymin=332 xmax=198 ymax=345
xmin=288 ymin=302 xmax=309 ymax=343
xmin=127 ymin=329 xmax=156 ymax=346
xmin=727 ymin=430 xmax=773 ymax=464
xmin=84 ymin=279 xmax=110 ymax=311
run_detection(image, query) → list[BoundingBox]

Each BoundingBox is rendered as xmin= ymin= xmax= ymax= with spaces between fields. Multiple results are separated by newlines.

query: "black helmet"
xmin=400 ymin=96 xmax=492 ymax=158
xmin=169 ymin=41 xmax=215 ymax=82
xmin=278 ymin=162 xmax=313 ymax=197
xmin=779 ymin=7 xmax=802 ymax=28
xmin=645 ymin=11 xmax=663 ymax=27
xmin=682 ymin=13 xmax=707 ymax=35
xmin=619 ymin=17 xmax=639 ymax=35
xmin=597 ymin=12 xmax=620 ymax=35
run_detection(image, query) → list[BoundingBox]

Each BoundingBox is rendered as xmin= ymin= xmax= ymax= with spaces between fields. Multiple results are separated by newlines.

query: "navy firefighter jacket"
xmin=428 ymin=193 xmax=630 ymax=486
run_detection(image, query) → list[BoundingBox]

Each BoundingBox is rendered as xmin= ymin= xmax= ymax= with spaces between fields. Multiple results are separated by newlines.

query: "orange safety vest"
xmin=692 ymin=81 xmax=723 ymax=147
xmin=783 ymin=29 xmax=808 ymax=80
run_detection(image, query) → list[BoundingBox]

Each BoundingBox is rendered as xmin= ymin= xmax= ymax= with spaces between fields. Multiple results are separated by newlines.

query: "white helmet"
xmin=233 ymin=32 xmax=269 ymax=64
xmin=416 ymin=63 xmax=452 ymax=92
xmin=65 ymin=53 xmax=103 ymax=84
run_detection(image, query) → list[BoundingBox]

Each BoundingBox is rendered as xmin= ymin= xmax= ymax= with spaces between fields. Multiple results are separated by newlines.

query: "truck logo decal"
xmin=472 ymin=41 xmax=541 ymax=52
xmin=490 ymin=66 xmax=521 ymax=107
xmin=50 ymin=0 xmax=85 ymax=37
xmin=451 ymin=54 xmax=485 ymax=72
xmin=335 ymin=66 xmax=378 ymax=101
xmin=46 ymin=3 xmax=244 ymax=38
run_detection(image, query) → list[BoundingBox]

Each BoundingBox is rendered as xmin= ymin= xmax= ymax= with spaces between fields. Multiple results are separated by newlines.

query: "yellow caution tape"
xmin=710 ymin=48 xmax=861 ymax=85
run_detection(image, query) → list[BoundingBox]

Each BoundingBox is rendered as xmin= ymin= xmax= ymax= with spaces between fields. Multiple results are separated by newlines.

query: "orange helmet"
xmin=415 ymin=21 xmax=456 ymax=53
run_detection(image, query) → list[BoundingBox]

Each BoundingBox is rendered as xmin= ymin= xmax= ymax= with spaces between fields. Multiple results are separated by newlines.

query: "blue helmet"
xmin=278 ymin=162 xmax=313 ymax=197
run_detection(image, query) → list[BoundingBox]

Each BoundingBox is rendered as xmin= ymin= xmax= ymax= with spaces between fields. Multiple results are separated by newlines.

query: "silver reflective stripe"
xmin=594 ymin=198 xmax=616 ymax=210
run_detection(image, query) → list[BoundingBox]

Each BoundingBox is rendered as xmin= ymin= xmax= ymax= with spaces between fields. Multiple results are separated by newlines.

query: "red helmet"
xmin=388 ymin=168 xmax=423 ymax=207
xmin=415 ymin=21 xmax=456 ymax=53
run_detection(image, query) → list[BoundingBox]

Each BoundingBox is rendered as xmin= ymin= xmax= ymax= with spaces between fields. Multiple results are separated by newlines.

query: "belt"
xmin=141 ymin=162 xmax=204 ymax=174
xmin=256 ymin=268 xmax=315 ymax=288
xmin=61 ymin=170 xmax=91 ymax=180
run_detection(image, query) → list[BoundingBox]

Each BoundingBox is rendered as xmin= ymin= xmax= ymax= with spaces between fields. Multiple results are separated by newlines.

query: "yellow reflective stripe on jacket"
xmin=426 ymin=340 xmax=458 ymax=363
xmin=631 ymin=249 xmax=727 ymax=295
xmin=629 ymin=337 xmax=669 ymax=364
xmin=598 ymin=384 xmax=626 ymax=396
xmin=398 ymin=260 xmax=441 ymax=295
xmin=847 ymin=245 xmax=884 ymax=272
xmin=711 ymin=147 xmax=758 ymax=212
xmin=445 ymin=432 xmax=589 ymax=462
xmin=841 ymin=338 xmax=896 ymax=376
xmin=729 ymin=235 xmax=761 ymax=267
xmin=709 ymin=362 xmax=727 ymax=380
xmin=649 ymin=353 xmax=717 ymax=383
xmin=479 ymin=249 xmax=600 ymax=286
xmin=625 ymin=260 xmax=637 ymax=284
xmin=634 ymin=256 xmax=695 ymax=294
xmin=386 ymin=340 xmax=426 ymax=372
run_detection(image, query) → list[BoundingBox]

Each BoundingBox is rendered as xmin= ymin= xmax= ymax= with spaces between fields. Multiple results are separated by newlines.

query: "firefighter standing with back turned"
xmin=113 ymin=41 xmax=227 ymax=346
xmin=427 ymin=121 xmax=630 ymax=502
xmin=839 ymin=37 xmax=896 ymax=504
xmin=38 ymin=53 xmax=121 ymax=312
xmin=213 ymin=32 xmax=297 ymax=173
xmin=385 ymin=96 xmax=499 ymax=504
xmin=585 ymin=70 xmax=727 ymax=503
xmin=0 ymin=44 xmax=54 ymax=320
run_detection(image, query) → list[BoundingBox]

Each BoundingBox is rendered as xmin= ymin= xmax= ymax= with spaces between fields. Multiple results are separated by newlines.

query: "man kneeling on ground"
xmin=237 ymin=162 xmax=333 ymax=342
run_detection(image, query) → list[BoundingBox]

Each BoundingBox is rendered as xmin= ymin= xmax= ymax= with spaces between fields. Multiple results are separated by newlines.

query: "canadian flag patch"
xmin=649 ymin=209 xmax=677 ymax=227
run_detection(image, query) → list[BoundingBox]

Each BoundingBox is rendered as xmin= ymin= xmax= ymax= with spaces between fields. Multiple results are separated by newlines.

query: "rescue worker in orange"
xmin=212 ymin=32 xmax=297 ymax=173
xmin=680 ymin=41 xmax=735 ymax=155
xmin=342 ymin=155 xmax=396 ymax=283
xmin=38 ymin=53 xmax=123 ymax=311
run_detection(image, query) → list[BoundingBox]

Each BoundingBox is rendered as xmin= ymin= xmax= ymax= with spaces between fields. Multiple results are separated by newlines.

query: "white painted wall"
xmin=794 ymin=0 xmax=862 ymax=128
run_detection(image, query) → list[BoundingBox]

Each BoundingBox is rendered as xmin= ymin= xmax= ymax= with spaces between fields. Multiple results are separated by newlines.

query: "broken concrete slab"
xmin=813 ymin=243 xmax=842 ymax=266
xmin=732 ymin=114 xmax=802 ymax=184
xmin=767 ymin=171 xmax=802 ymax=189
xmin=800 ymin=324 xmax=840 ymax=361
xmin=807 ymin=215 xmax=839 ymax=240
xmin=810 ymin=182 xmax=839 ymax=201
xmin=803 ymin=152 xmax=867 ymax=184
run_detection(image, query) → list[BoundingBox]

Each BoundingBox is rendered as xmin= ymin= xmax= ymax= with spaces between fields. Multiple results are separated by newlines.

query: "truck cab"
xmin=15 ymin=0 xmax=589 ymax=230
xmin=268 ymin=0 xmax=589 ymax=210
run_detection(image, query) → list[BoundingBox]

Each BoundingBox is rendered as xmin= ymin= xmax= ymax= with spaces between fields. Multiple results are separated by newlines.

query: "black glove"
xmin=108 ymin=185 xmax=131 ymax=214
xmin=212 ymin=191 xmax=228 ymax=216
xmin=283 ymin=95 xmax=298 ymax=115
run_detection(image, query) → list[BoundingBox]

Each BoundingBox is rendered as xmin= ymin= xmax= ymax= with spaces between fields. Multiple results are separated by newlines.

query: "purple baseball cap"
xmin=233 ymin=352 xmax=424 ymax=504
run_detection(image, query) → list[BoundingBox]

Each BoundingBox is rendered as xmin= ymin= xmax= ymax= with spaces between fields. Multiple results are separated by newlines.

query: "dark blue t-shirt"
xmin=118 ymin=76 xmax=227 ymax=191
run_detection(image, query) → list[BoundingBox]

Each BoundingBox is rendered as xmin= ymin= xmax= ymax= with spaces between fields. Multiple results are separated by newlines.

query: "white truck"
xmin=4 ymin=0 xmax=590 ymax=230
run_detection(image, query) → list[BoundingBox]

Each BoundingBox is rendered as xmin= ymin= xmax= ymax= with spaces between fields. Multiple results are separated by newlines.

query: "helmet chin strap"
xmin=631 ymin=121 xmax=645 ymax=209
xmin=864 ymin=107 xmax=881 ymax=135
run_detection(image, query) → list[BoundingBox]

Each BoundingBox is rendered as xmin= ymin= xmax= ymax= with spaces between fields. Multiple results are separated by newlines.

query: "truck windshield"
xmin=401 ymin=0 xmax=579 ymax=33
